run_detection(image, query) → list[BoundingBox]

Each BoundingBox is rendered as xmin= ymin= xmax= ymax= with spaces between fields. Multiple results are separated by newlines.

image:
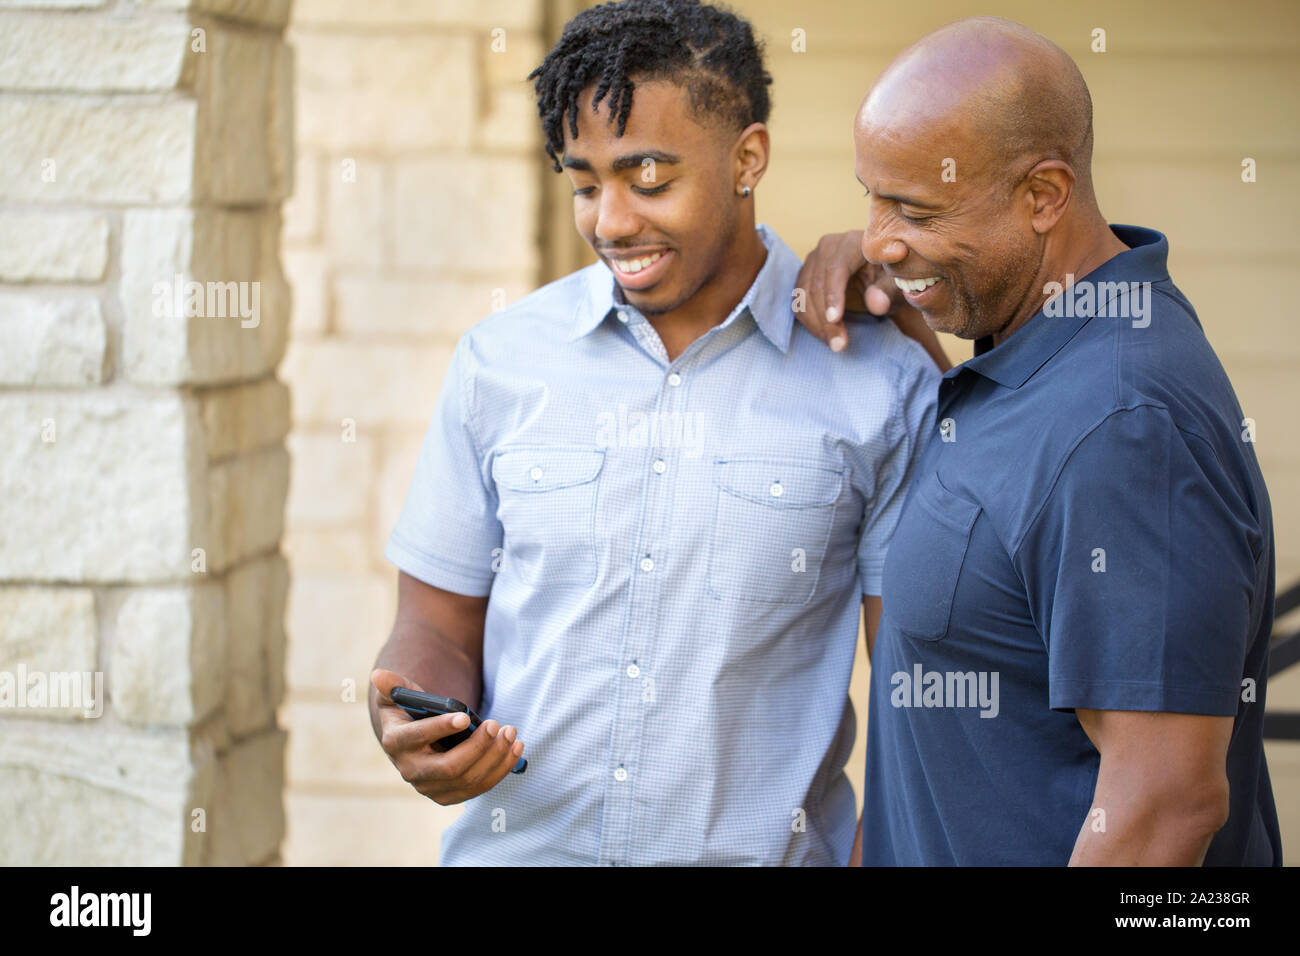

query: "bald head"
xmin=859 ymin=17 xmax=1093 ymax=194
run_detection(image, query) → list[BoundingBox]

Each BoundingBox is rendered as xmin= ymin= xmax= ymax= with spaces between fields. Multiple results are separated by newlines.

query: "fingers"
xmin=440 ymin=720 xmax=525 ymax=799
xmin=865 ymin=283 xmax=893 ymax=316
xmin=370 ymin=667 xmax=425 ymax=702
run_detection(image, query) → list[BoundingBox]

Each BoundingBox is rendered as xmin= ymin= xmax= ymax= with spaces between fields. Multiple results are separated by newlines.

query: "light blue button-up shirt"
xmin=385 ymin=224 xmax=938 ymax=865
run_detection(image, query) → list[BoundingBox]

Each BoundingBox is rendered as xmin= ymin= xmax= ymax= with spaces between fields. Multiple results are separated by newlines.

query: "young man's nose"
xmin=594 ymin=188 xmax=643 ymax=243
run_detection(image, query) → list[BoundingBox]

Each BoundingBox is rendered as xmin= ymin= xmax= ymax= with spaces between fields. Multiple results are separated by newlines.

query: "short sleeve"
xmin=857 ymin=348 xmax=939 ymax=596
xmin=384 ymin=337 xmax=503 ymax=597
xmin=1016 ymin=404 xmax=1262 ymax=715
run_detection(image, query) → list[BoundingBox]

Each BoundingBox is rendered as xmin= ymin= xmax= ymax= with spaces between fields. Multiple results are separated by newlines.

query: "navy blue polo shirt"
xmin=863 ymin=225 xmax=1282 ymax=866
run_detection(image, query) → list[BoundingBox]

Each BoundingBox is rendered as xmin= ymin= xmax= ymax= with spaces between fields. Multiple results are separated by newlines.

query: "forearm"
xmin=369 ymin=622 xmax=483 ymax=740
xmin=1068 ymin=787 xmax=1226 ymax=865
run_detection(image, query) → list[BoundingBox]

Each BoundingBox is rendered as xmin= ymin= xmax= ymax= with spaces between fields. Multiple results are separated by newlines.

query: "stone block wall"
xmin=0 ymin=0 xmax=293 ymax=865
xmin=278 ymin=0 xmax=552 ymax=864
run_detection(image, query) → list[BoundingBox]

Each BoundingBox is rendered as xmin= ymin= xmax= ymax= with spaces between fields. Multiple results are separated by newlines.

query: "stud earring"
xmin=739 ymin=185 xmax=752 ymax=198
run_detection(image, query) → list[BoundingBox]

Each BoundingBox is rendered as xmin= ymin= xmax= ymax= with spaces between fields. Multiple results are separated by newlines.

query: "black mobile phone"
xmin=389 ymin=687 xmax=526 ymax=774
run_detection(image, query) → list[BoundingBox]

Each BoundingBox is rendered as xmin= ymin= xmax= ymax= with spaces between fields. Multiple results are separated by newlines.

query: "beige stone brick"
xmin=205 ymin=445 xmax=290 ymax=573
xmin=224 ymin=553 xmax=289 ymax=738
xmin=292 ymin=0 xmax=543 ymax=29
xmin=325 ymin=159 xmax=387 ymax=269
xmin=194 ymin=28 xmax=281 ymax=204
xmin=0 ymin=392 xmax=201 ymax=583
xmin=479 ymin=85 xmax=543 ymax=153
xmin=0 ymin=587 xmax=98 ymax=719
xmin=393 ymin=157 xmax=540 ymax=272
xmin=286 ymin=428 xmax=375 ymax=526
xmin=204 ymin=727 xmax=286 ymax=864
xmin=0 ymin=717 xmax=211 ymax=865
xmin=333 ymin=274 xmax=533 ymax=340
xmin=283 ymin=247 xmax=328 ymax=337
xmin=374 ymin=431 xmax=424 ymax=568
xmin=285 ymin=571 xmax=393 ymax=692
xmin=0 ymin=97 xmax=197 ymax=204
xmin=196 ymin=376 xmax=291 ymax=462
xmin=283 ymin=527 xmax=373 ymax=575
xmin=280 ymin=339 xmax=452 ymax=429
xmin=294 ymin=33 xmax=474 ymax=152
xmin=0 ymin=294 xmax=105 ymax=385
xmin=0 ymin=212 xmax=108 ymax=281
xmin=138 ymin=0 xmax=292 ymax=29
xmin=111 ymin=584 xmax=226 ymax=727
xmin=283 ymin=150 xmax=322 ymax=243
xmin=0 ymin=15 xmax=193 ymax=91
xmin=121 ymin=207 xmax=290 ymax=386
xmin=283 ymin=695 xmax=400 ymax=792
xmin=283 ymin=790 xmax=457 ymax=866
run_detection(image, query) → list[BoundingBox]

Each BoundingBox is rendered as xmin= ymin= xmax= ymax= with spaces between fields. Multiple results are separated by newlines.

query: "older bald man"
xmin=797 ymin=17 xmax=1280 ymax=866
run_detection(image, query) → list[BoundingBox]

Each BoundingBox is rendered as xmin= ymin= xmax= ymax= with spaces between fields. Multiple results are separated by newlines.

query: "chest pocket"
xmin=708 ymin=457 xmax=844 ymax=606
xmin=881 ymin=472 xmax=981 ymax=641
xmin=492 ymin=446 xmax=605 ymax=588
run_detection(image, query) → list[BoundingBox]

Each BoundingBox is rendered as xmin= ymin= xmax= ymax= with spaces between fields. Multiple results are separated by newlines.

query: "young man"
xmin=797 ymin=17 xmax=1281 ymax=865
xmin=368 ymin=0 xmax=939 ymax=865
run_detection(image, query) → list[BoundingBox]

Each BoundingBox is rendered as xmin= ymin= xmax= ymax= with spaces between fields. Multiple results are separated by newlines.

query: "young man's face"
xmin=561 ymin=80 xmax=746 ymax=316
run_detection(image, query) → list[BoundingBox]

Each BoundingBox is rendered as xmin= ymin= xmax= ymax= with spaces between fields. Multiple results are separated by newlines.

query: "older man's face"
xmin=852 ymin=109 xmax=1041 ymax=340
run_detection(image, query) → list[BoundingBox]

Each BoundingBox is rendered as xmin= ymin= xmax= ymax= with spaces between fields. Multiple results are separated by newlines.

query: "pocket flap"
xmin=493 ymin=447 xmax=605 ymax=493
xmin=713 ymin=457 xmax=844 ymax=509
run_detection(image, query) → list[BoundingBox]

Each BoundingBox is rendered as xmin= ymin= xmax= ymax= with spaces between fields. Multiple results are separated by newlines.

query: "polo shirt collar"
xmin=954 ymin=225 xmax=1170 ymax=389
xmin=570 ymin=223 xmax=800 ymax=353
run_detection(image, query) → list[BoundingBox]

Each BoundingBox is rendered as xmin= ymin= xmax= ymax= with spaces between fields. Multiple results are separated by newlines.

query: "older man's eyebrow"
xmin=856 ymin=175 xmax=939 ymax=209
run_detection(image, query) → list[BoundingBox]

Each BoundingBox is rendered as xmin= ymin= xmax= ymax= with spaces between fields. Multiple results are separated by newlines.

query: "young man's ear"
xmin=733 ymin=122 xmax=770 ymax=194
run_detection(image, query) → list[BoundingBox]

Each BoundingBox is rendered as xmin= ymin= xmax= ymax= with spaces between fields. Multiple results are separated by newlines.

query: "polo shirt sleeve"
xmin=857 ymin=348 xmax=939 ymax=597
xmin=384 ymin=336 xmax=503 ymax=597
xmin=1016 ymin=403 xmax=1261 ymax=716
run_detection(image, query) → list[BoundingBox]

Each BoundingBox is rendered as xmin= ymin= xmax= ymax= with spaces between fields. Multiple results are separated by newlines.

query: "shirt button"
xmin=769 ymin=481 xmax=783 ymax=497
xmin=639 ymin=556 xmax=654 ymax=572
xmin=529 ymin=466 xmax=543 ymax=482
xmin=613 ymin=767 xmax=628 ymax=782
xmin=616 ymin=310 xmax=629 ymax=324
xmin=626 ymin=663 xmax=641 ymax=679
xmin=652 ymin=459 xmax=666 ymax=474
xmin=667 ymin=372 xmax=682 ymax=387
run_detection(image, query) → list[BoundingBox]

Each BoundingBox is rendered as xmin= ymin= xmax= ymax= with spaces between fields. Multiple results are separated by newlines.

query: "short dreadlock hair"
xmin=529 ymin=0 xmax=773 ymax=172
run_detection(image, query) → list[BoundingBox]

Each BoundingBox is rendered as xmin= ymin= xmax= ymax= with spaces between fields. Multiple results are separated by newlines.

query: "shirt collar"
xmin=954 ymin=225 xmax=1170 ymax=389
xmin=569 ymin=224 xmax=801 ymax=353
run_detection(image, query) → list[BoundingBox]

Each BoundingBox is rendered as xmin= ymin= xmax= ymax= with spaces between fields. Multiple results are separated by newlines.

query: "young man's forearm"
xmin=368 ymin=625 xmax=482 ymax=739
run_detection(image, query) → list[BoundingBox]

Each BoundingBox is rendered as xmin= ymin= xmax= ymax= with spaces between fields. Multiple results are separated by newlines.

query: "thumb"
xmin=865 ymin=283 xmax=893 ymax=316
xmin=370 ymin=668 xmax=426 ymax=702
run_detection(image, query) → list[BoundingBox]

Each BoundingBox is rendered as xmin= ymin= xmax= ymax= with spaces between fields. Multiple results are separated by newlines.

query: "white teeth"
xmin=614 ymin=251 xmax=665 ymax=274
xmin=893 ymin=276 xmax=940 ymax=293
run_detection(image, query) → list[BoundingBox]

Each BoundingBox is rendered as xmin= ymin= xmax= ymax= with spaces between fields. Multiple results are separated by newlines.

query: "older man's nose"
xmin=861 ymin=201 xmax=907 ymax=265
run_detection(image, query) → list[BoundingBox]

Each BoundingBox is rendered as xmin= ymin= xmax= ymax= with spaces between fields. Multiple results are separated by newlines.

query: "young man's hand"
xmin=371 ymin=668 xmax=525 ymax=806
xmin=795 ymin=230 xmax=951 ymax=371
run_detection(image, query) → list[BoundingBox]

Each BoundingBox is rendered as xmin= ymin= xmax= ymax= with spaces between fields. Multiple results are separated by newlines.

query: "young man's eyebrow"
xmin=562 ymin=151 xmax=682 ymax=174
xmin=855 ymin=174 xmax=938 ymax=209
xmin=610 ymin=150 xmax=681 ymax=172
